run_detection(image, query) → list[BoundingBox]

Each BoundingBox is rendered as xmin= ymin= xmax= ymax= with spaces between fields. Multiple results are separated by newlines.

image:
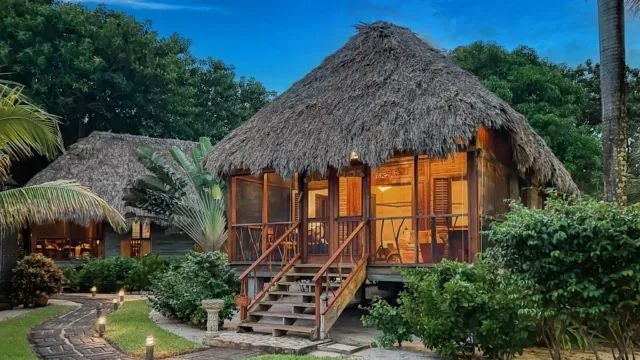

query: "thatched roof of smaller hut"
xmin=27 ymin=131 xmax=196 ymax=221
xmin=206 ymin=21 xmax=578 ymax=194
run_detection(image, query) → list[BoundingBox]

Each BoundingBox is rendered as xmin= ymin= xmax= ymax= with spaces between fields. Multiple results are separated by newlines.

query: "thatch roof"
xmin=27 ymin=131 xmax=196 ymax=221
xmin=206 ymin=21 xmax=578 ymax=194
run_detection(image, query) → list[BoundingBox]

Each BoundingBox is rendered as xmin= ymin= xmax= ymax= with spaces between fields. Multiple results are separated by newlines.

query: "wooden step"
xmin=250 ymin=311 xmax=315 ymax=320
xmin=285 ymin=272 xmax=349 ymax=277
xmin=294 ymin=263 xmax=353 ymax=269
xmin=276 ymin=281 xmax=341 ymax=287
xmin=268 ymin=291 xmax=316 ymax=296
xmin=238 ymin=322 xmax=315 ymax=334
xmin=259 ymin=300 xmax=315 ymax=308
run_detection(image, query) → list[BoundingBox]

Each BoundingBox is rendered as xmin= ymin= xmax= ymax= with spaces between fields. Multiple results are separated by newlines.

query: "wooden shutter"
xmin=291 ymin=190 xmax=300 ymax=222
xmin=433 ymin=178 xmax=451 ymax=227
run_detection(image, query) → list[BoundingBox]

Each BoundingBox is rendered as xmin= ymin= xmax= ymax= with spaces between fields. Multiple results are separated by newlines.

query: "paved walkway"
xmin=28 ymin=295 xmax=262 ymax=360
xmin=29 ymin=296 xmax=130 ymax=360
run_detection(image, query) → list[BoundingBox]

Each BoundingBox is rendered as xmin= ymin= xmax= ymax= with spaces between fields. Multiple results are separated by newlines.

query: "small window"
xmin=130 ymin=221 xmax=151 ymax=258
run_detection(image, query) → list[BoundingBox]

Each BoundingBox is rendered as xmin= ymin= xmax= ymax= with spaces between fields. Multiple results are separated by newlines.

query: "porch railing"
xmin=371 ymin=213 xmax=469 ymax=264
xmin=231 ymin=221 xmax=294 ymax=262
xmin=312 ymin=220 xmax=367 ymax=337
xmin=237 ymin=221 xmax=300 ymax=320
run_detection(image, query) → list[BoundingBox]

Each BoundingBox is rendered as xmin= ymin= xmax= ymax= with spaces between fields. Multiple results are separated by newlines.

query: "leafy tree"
xmin=487 ymin=194 xmax=640 ymax=359
xmin=0 ymin=0 xmax=273 ymax=159
xmin=123 ymin=138 xmax=227 ymax=251
xmin=450 ymin=43 xmax=603 ymax=195
xmin=399 ymin=260 xmax=534 ymax=360
xmin=0 ymin=81 xmax=125 ymax=234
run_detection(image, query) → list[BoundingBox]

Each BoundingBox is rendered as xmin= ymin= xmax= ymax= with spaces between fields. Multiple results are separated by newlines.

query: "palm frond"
xmin=628 ymin=0 xmax=640 ymax=12
xmin=171 ymin=188 xmax=228 ymax=252
xmin=0 ymin=82 xmax=63 ymax=162
xmin=0 ymin=153 xmax=10 ymax=183
xmin=0 ymin=180 xmax=126 ymax=235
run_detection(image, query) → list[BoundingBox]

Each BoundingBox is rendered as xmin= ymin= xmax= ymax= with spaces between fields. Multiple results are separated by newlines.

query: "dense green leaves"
xmin=150 ymin=251 xmax=238 ymax=327
xmin=0 ymin=0 xmax=274 ymax=149
xmin=11 ymin=253 xmax=65 ymax=307
xmin=360 ymin=298 xmax=412 ymax=348
xmin=487 ymin=194 xmax=640 ymax=357
xmin=400 ymin=260 xmax=534 ymax=360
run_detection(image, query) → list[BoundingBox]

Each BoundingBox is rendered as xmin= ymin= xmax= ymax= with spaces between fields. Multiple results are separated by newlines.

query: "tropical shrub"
xmin=487 ymin=194 xmax=640 ymax=359
xmin=123 ymin=138 xmax=228 ymax=251
xmin=360 ymin=298 xmax=412 ymax=348
xmin=12 ymin=254 xmax=65 ymax=306
xmin=63 ymin=254 xmax=177 ymax=293
xmin=400 ymin=260 xmax=534 ymax=360
xmin=150 ymin=251 xmax=238 ymax=327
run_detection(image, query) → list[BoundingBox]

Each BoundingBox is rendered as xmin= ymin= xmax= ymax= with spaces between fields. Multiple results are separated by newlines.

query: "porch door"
xmin=306 ymin=177 xmax=330 ymax=262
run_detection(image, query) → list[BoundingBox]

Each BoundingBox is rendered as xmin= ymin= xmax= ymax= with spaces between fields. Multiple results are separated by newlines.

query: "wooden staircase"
xmin=236 ymin=220 xmax=368 ymax=340
xmin=238 ymin=263 xmax=352 ymax=337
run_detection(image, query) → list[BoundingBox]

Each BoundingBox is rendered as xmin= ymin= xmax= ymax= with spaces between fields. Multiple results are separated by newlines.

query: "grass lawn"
xmin=105 ymin=299 xmax=203 ymax=358
xmin=0 ymin=304 xmax=73 ymax=360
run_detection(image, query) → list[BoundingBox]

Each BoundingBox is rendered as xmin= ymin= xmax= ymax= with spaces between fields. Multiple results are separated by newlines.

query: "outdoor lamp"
xmin=90 ymin=286 xmax=97 ymax=297
xmin=118 ymin=289 xmax=125 ymax=303
xmin=112 ymin=298 xmax=119 ymax=311
xmin=349 ymin=150 xmax=359 ymax=162
xmin=96 ymin=303 xmax=102 ymax=319
xmin=145 ymin=335 xmax=155 ymax=360
xmin=97 ymin=316 xmax=106 ymax=337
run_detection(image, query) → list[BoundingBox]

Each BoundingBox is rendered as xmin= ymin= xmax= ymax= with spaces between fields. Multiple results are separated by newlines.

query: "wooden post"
xmin=467 ymin=148 xmax=479 ymax=261
xmin=300 ymin=172 xmax=308 ymax=263
xmin=262 ymin=173 xmax=269 ymax=254
xmin=227 ymin=177 xmax=236 ymax=261
xmin=362 ymin=166 xmax=371 ymax=258
xmin=413 ymin=156 xmax=419 ymax=264
xmin=328 ymin=168 xmax=338 ymax=256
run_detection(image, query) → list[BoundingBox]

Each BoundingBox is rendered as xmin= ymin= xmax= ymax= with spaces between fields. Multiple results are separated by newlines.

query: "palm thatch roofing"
xmin=27 ymin=131 xmax=196 ymax=222
xmin=206 ymin=21 xmax=578 ymax=194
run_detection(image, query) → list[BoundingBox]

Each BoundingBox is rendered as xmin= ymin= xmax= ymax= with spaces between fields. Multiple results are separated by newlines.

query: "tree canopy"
xmin=450 ymin=43 xmax=606 ymax=195
xmin=0 ymin=0 xmax=274 ymax=147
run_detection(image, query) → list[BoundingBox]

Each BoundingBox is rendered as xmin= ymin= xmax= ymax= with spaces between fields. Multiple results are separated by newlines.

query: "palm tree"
xmin=598 ymin=0 xmax=628 ymax=205
xmin=0 ymin=81 xmax=125 ymax=235
xmin=123 ymin=138 xmax=227 ymax=251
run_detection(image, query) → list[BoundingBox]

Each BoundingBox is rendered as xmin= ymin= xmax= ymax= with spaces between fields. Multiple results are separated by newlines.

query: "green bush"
xmin=150 ymin=251 xmax=238 ymax=327
xmin=63 ymin=254 xmax=177 ymax=293
xmin=12 ymin=254 xmax=66 ymax=307
xmin=400 ymin=260 xmax=534 ymax=360
xmin=487 ymin=194 xmax=640 ymax=358
xmin=361 ymin=298 xmax=412 ymax=348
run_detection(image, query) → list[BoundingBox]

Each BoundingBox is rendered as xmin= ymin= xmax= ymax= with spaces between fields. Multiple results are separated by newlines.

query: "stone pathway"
xmin=28 ymin=295 xmax=263 ymax=360
xmin=29 ymin=295 xmax=130 ymax=360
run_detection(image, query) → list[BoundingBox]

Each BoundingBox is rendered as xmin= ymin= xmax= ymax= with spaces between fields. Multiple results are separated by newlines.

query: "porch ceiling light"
xmin=349 ymin=150 xmax=359 ymax=162
xmin=377 ymin=186 xmax=392 ymax=193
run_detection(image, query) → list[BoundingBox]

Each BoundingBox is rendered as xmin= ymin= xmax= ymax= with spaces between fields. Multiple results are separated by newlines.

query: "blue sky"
xmin=70 ymin=0 xmax=640 ymax=93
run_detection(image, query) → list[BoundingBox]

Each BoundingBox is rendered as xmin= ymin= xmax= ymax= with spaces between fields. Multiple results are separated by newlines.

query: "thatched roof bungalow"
xmin=26 ymin=131 xmax=197 ymax=260
xmin=205 ymin=22 xmax=579 ymax=338
xmin=207 ymin=22 xmax=576 ymax=194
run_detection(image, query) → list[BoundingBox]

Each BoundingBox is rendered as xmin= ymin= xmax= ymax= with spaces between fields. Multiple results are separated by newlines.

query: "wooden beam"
xmin=262 ymin=173 xmax=268 ymax=253
xmin=362 ymin=165 xmax=371 ymax=258
xmin=227 ymin=176 xmax=236 ymax=261
xmin=467 ymin=148 xmax=479 ymax=261
xmin=412 ymin=155 xmax=419 ymax=264
xmin=299 ymin=172 xmax=308 ymax=263
xmin=328 ymin=167 xmax=338 ymax=256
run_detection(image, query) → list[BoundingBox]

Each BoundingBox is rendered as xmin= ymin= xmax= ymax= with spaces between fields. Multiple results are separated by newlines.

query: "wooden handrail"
xmin=312 ymin=220 xmax=366 ymax=283
xmin=239 ymin=221 xmax=300 ymax=280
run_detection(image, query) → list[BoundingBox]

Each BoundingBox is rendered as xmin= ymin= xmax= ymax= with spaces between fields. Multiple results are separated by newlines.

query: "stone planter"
xmin=201 ymin=299 xmax=225 ymax=345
